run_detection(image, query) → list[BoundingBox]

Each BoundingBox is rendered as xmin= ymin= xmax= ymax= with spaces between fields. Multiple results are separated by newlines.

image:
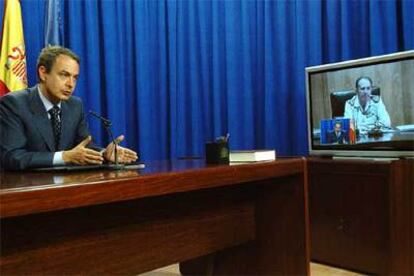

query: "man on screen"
xmin=326 ymin=120 xmax=347 ymax=144
xmin=0 ymin=46 xmax=137 ymax=170
xmin=344 ymin=76 xmax=391 ymax=133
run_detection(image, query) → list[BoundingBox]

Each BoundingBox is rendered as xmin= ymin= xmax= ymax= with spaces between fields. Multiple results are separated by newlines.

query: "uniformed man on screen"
xmin=344 ymin=76 xmax=391 ymax=133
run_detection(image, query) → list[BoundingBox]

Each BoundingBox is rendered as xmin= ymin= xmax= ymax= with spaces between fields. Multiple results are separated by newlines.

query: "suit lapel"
xmin=28 ymin=87 xmax=55 ymax=151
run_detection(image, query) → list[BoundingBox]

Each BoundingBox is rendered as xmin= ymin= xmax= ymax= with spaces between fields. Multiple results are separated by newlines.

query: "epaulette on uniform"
xmin=348 ymin=95 xmax=357 ymax=106
xmin=371 ymin=95 xmax=380 ymax=103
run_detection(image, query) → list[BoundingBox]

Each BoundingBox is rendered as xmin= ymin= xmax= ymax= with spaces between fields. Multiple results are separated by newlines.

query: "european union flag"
xmin=44 ymin=0 xmax=63 ymax=46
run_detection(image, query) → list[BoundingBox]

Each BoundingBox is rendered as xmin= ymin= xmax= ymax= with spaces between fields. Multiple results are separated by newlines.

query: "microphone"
xmin=88 ymin=111 xmax=124 ymax=170
xmin=89 ymin=110 xmax=112 ymax=127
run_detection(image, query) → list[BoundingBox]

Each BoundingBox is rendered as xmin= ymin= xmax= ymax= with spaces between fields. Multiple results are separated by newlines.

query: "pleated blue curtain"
xmin=2 ymin=0 xmax=412 ymax=161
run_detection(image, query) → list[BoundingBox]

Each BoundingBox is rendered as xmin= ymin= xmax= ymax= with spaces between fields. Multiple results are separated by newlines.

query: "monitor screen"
xmin=306 ymin=50 xmax=414 ymax=158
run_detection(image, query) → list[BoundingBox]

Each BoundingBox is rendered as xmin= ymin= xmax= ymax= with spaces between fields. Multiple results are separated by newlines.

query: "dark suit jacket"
xmin=326 ymin=130 xmax=347 ymax=144
xmin=0 ymin=86 xmax=89 ymax=170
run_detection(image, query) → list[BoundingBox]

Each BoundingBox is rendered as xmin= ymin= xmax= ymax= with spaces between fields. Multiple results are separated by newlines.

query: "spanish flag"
xmin=0 ymin=0 xmax=27 ymax=96
xmin=349 ymin=119 xmax=356 ymax=144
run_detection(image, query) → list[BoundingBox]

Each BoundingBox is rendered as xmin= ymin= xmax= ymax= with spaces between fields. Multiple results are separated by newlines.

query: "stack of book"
xmin=229 ymin=150 xmax=276 ymax=163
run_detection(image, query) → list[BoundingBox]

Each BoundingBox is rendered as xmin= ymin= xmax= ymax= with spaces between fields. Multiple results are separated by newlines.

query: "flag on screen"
xmin=44 ymin=0 xmax=63 ymax=46
xmin=0 ymin=0 xmax=28 ymax=96
xmin=349 ymin=119 xmax=356 ymax=144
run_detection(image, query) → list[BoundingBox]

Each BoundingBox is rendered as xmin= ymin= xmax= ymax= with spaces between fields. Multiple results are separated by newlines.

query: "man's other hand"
xmin=103 ymin=135 xmax=138 ymax=163
xmin=62 ymin=136 xmax=104 ymax=165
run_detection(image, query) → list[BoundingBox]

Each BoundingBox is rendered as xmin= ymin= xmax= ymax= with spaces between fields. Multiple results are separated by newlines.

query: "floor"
xmin=140 ymin=262 xmax=366 ymax=275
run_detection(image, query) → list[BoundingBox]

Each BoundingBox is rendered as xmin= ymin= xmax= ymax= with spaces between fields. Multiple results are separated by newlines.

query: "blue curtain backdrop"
xmin=1 ymin=0 xmax=413 ymax=161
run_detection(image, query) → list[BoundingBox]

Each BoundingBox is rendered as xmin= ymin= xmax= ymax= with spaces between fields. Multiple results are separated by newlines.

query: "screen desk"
xmin=0 ymin=158 xmax=309 ymax=275
xmin=314 ymin=130 xmax=414 ymax=150
xmin=308 ymin=157 xmax=413 ymax=275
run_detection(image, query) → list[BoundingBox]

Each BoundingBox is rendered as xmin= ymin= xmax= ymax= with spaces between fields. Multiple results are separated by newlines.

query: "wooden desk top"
xmin=0 ymin=158 xmax=305 ymax=219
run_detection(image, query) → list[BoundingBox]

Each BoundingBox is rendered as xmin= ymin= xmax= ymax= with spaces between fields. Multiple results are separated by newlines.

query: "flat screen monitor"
xmin=306 ymin=50 xmax=414 ymax=158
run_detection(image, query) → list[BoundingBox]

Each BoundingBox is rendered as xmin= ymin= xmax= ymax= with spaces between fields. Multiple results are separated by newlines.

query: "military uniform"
xmin=344 ymin=95 xmax=391 ymax=132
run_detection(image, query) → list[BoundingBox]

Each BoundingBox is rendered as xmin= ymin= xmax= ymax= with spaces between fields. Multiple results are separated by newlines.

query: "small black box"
xmin=205 ymin=141 xmax=229 ymax=164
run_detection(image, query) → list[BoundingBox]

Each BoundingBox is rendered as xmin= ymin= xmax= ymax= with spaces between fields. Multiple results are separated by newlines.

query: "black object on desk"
xmin=205 ymin=139 xmax=229 ymax=164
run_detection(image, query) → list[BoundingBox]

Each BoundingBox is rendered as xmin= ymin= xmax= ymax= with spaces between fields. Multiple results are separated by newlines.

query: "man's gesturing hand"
xmin=103 ymin=135 xmax=138 ymax=163
xmin=62 ymin=136 xmax=104 ymax=165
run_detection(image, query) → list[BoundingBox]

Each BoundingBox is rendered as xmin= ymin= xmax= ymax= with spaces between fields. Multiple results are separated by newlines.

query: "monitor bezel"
xmin=305 ymin=50 xmax=414 ymax=158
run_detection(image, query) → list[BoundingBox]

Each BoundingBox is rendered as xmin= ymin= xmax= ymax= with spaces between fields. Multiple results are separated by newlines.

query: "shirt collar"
xmin=37 ymin=85 xmax=61 ymax=112
xmin=354 ymin=95 xmax=372 ymax=111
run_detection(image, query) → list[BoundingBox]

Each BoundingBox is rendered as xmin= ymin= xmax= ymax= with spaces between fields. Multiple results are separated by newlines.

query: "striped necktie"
xmin=49 ymin=105 xmax=61 ymax=151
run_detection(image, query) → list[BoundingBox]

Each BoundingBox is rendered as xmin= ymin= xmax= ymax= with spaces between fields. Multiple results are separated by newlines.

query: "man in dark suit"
xmin=0 ymin=46 xmax=137 ymax=170
xmin=326 ymin=121 xmax=347 ymax=144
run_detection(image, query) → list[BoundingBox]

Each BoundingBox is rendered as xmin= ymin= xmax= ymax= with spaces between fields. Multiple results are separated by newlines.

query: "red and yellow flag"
xmin=349 ymin=119 xmax=356 ymax=144
xmin=0 ymin=0 xmax=27 ymax=96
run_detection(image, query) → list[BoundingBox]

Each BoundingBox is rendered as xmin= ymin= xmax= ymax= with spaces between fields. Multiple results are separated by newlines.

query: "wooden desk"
xmin=0 ymin=158 xmax=309 ymax=275
xmin=308 ymin=157 xmax=413 ymax=275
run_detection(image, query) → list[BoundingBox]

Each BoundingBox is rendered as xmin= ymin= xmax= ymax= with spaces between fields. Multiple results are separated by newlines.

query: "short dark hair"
xmin=355 ymin=76 xmax=373 ymax=90
xmin=37 ymin=46 xmax=80 ymax=80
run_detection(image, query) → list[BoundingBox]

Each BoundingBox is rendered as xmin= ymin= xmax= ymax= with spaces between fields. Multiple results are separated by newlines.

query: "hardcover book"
xmin=229 ymin=150 xmax=276 ymax=162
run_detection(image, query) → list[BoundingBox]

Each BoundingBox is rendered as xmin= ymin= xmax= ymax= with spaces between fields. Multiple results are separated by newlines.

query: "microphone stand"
xmin=89 ymin=111 xmax=124 ymax=170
